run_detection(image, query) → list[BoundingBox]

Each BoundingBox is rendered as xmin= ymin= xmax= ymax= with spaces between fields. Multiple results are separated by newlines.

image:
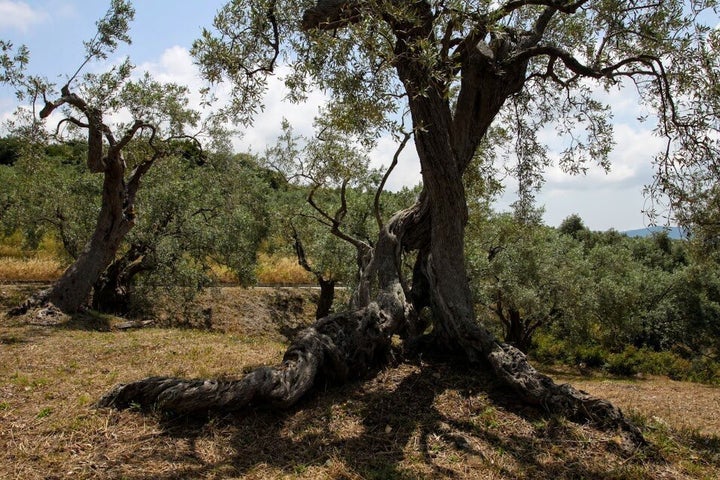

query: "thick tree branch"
xmin=490 ymin=0 xmax=587 ymax=20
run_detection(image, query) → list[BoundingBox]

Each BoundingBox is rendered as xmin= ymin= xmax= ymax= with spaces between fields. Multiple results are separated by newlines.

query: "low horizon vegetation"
xmin=2 ymin=212 xmax=718 ymax=386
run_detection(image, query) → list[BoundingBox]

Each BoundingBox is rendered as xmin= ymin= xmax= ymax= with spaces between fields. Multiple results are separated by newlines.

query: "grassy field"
xmin=1 ymin=284 xmax=719 ymax=479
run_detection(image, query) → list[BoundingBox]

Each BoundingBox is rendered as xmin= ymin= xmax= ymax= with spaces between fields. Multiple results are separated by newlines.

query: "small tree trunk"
xmin=292 ymin=227 xmax=337 ymax=319
xmin=315 ymin=278 xmax=336 ymax=319
xmin=92 ymin=244 xmax=151 ymax=314
xmin=504 ymin=308 xmax=531 ymax=353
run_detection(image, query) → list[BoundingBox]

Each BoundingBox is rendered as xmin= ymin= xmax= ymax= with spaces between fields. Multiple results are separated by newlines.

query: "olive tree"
xmin=2 ymin=1 xmax=207 ymax=314
xmin=99 ymin=0 xmax=719 ymax=447
xmin=92 ymin=151 xmax=269 ymax=315
xmin=263 ymin=120 xmax=411 ymax=317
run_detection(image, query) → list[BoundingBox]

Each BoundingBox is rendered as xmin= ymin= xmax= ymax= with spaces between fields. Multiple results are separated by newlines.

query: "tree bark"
xmin=50 ymin=156 xmax=134 ymax=312
xmin=91 ymin=243 xmax=151 ymax=314
xmin=315 ymin=278 xmax=336 ymax=319
xmin=99 ymin=305 xmax=394 ymax=412
xmin=11 ymin=152 xmax=136 ymax=315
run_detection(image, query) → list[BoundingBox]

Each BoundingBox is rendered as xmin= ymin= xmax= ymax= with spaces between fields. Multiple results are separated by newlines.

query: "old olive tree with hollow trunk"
xmin=98 ymin=0 xmax=720 ymax=448
xmin=2 ymin=1 xmax=207 ymax=315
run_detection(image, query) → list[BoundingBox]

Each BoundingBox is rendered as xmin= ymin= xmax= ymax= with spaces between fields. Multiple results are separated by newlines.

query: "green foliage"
xmin=0 ymin=142 xmax=100 ymax=258
xmin=557 ymin=214 xmax=588 ymax=239
xmin=466 ymin=208 xmax=720 ymax=382
xmin=0 ymin=137 xmax=21 ymax=166
xmin=513 ymin=221 xmax=720 ymax=383
xmin=137 ymin=152 xmax=268 ymax=283
xmin=467 ymin=213 xmax=589 ymax=351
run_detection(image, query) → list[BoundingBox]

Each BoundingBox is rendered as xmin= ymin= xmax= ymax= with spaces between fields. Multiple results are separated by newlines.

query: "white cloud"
xmin=136 ymin=46 xmax=205 ymax=113
xmin=136 ymin=50 xmax=326 ymax=155
xmin=126 ymin=48 xmax=424 ymax=190
xmin=544 ymin=123 xmax=662 ymax=189
xmin=0 ymin=1 xmax=47 ymax=32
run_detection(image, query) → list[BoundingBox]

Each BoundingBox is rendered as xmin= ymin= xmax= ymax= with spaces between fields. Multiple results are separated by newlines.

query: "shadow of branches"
xmin=105 ymin=361 xmax=671 ymax=480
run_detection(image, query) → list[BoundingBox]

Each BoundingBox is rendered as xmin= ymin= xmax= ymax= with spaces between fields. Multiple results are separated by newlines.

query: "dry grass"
xmin=0 ymin=250 xmax=316 ymax=285
xmin=0 ymin=233 xmax=66 ymax=281
xmin=1 ymin=284 xmax=719 ymax=480
xmin=0 ymin=257 xmax=64 ymax=282
xmin=255 ymin=253 xmax=314 ymax=285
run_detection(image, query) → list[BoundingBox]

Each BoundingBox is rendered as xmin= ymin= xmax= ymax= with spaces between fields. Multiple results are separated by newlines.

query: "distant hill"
xmin=623 ymin=226 xmax=687 ymax=239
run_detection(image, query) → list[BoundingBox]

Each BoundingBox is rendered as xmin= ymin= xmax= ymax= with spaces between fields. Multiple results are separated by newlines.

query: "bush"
xmin=531 ymin=332 xmax=567 ymax=364
xmin=531 ymin=335 xmax=720 ymax=384
xmin=572 ymin=344 xmax=610 ymax=368
xmin=606 ymin=346 xmax=642 ymax=376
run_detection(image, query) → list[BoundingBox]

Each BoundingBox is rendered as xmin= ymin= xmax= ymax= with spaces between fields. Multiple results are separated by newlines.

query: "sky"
xmin=0 ymin=0 xmax=692 ymax=232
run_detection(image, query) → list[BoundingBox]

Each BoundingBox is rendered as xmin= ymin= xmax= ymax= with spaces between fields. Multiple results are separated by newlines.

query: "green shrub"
xmin=571 ymin=344 xmax=609 ymax=368
xmin=531 ymin=333 xmax=567 ymax=364
xmin=606 ymin=346 xmax=642 ymax=376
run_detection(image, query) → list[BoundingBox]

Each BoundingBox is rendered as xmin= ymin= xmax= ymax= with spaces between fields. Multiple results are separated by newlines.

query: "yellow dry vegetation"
xmin=0 ymin=257 xmax=64 ymax=282
xmin=255 ymin=252 xmax=314 ymax=285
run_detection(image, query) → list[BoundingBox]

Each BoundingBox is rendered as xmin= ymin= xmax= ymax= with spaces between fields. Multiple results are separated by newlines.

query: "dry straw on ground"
xmin=0 ymin=257 xmax=64 ymax=282
xmin=1 ymin=284 xmax=719 ymax=479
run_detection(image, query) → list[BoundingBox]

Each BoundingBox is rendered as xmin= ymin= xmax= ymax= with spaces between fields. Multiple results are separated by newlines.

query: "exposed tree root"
xmin=485 ymin=341 xmax=646 ymax=447
xmin=8 ymin=289 xmax=51 ymax=317
xmin=98 ymin=201 xmax=646 ymax=450
xmin=97 ymin=303 xmax=395 ymax=413
xmin=98 ymin=306 xmax=645 ymax=449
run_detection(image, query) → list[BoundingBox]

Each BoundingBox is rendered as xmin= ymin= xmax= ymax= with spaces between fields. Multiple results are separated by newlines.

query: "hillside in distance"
xmin=623 ymin=226 xmax=686 ymax=239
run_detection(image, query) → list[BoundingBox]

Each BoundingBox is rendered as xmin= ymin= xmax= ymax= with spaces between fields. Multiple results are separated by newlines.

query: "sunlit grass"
xmin=255 ymin=252 xmax=314 ymax=285
xmin=0 ymin=257 xmax=64 ymax=281
xmin=0 ymin=232 xmax=67 ymax=281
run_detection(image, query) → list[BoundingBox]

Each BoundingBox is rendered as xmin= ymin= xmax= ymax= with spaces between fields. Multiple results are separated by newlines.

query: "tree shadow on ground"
xmin=108 ymin=361 xmax=671 ymax=480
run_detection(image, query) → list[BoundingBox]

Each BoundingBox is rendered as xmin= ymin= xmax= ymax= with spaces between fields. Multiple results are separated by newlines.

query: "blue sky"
xmin=0 ymin=0 xmax=693 ymax=231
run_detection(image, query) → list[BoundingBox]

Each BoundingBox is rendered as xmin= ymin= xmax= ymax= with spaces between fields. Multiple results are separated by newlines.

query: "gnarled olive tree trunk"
xmin=92 ymin=243 xmax=153 ymax=314
xmin=10 ymin=84 xmax=158 ymax=315
xmin=97 ymin=0 xmax=645 ymax=449
xmin=48 ymin=159 xmax=135 ymax=313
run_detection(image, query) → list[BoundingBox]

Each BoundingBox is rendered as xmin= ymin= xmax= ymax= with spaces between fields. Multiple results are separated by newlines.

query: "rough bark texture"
xmin=91 ymin=244 xmax=151 ymax=314
xmin=48 ymin=161 xmax=134 ymax=313
xmin=98 ymin=199 xmax=645 ymax=447
xmin=98 ymin=287 xmax=400 ymax=413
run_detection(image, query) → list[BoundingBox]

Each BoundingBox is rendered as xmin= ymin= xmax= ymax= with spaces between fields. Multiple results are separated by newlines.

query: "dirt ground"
xmin=1 ymin=283 xmax=719 ymax=479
